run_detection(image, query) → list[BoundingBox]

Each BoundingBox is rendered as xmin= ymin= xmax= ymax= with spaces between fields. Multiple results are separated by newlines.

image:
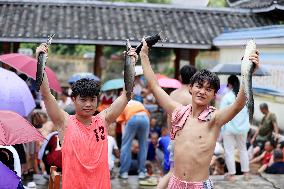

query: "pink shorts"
xmin=168 ymin=175 xmax=213 ymax=189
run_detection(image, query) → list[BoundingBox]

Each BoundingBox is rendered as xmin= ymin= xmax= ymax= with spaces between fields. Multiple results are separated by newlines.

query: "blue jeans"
xmin=120 ymin=114 xmax=150 ymax=174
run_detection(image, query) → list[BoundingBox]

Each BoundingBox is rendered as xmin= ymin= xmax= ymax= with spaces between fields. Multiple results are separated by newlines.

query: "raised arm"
xmin=37 ymin=44 xmax=68 ymax=128
xmin=102 ymin=90 xmax=128 ymax=125
xmin=101 ymin=48 xmax=137 ymax=124
xmin=140 ymin=39 xmax=180 ymax=115
xmin=214 ymin=52 xmax=259 ymax=127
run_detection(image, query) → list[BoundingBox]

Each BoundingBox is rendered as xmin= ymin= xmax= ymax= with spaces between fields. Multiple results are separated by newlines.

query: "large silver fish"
xmin=35 ymin=34 xmax=55 ymax=91
xmin=241 ymin=39 xmax=256 ymax=124
xmin=124 ymin=39 xmax=136 ymax=101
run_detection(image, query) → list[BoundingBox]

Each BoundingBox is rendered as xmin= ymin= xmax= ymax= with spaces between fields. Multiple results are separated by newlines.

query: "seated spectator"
xmin=149 ymin=117 xmax=161 ymax=137
xmin=38 ymin=132 xmax=62 ymax=174
xmin=265 ymin=149 xmax=284 ymax=174
xmin=128 ymin=140 xmax=140 ymax=176
xmin=147 ymin=132 xmax=159 ymax=162
xmin=157 ymin=127 xmax=170 ymax=175
xmin=212 ymin=156 xmax=227 ymax=175
xmin=250 ymin=140 xmax=275 ymax=173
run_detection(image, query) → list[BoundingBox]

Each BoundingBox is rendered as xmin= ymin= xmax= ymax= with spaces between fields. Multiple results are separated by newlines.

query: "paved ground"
xmin=25 ymin=173 xmax=283 ymax=189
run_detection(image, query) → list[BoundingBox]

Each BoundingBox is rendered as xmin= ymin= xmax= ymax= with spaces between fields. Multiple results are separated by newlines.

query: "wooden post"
xmin=174 ymin=49 xmax=180 ymax=79
xmin=93 ymin=45 xmax=103 ymax=77
xmin=12 ymin=42 xmax=20 ymax=53
xmin=188 ymin=49 xmax=199 ymax=66
xmin=2 ymin=42 xmax=11 ymax=53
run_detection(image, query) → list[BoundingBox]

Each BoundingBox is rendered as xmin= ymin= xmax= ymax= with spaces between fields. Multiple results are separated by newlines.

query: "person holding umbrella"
xmin=36 ymin=43 xmax=138 ymax=189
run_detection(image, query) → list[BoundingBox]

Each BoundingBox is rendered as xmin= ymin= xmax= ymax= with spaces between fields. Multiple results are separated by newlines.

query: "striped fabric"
xmin=168 ymin=175 xmax=214 ymax=189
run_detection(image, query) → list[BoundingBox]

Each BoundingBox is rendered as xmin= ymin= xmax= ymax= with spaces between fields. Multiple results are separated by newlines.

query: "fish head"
xmin=244 ymin=39 xmax=256 ymax=57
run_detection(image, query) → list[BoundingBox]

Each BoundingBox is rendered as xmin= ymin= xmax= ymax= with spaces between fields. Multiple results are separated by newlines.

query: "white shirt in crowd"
xmin=107 ymin=135 xmax=118 ymax=171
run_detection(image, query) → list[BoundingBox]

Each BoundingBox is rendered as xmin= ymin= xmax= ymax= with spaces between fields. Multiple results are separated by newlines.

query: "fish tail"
xmin=247 ymin=96 xmax=254 ymax=124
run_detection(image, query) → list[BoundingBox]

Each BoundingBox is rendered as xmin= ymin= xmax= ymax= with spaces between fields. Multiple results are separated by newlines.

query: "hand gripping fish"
xmin=241 ymin=39 xmax=256 ymax=124
xmin=35 ymin=34 xmax=55 ymax=92
xmin=124 ymin=39 xmax=136 ymax=101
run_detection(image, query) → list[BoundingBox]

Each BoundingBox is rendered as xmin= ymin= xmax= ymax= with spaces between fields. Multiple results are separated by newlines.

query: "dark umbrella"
xmin=0 ymin=161 xmax=21 ymax=189
xmin=211 ymin=63 xmax=270 ymax=76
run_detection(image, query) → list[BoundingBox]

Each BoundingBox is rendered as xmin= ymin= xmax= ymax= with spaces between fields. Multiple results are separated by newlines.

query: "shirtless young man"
xmin=140 ymin=38 xmax=259 ymax=188
xmin=157 ymin=65 xmax=197 ymax=189
xmin=36 ymin=44 xmax=138 ymax=189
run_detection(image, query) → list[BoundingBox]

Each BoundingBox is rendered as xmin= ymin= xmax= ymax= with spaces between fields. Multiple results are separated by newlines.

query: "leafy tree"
xmin=208 ymin=0 xmax=227 ymax=7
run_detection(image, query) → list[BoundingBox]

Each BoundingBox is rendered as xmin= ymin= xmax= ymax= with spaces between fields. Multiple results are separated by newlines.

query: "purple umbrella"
xmin=0 ymin=161 xmax=21 ymax=189
xmin=0 ymin=67 xmax=35 ymax=117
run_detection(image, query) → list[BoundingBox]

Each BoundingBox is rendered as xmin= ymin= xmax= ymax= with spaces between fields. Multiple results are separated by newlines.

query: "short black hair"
xmin=190 ymin=69 xmax=220 ymax=93
xmin=180 ymin=65 xmax=197 ymax=84
xmin=227 ymin=75 xmax=240 ymax=96
xmin=260 ymin=103 xmax=268 ymax=110
xmin=71 ymin=78 xmax=100 ymax=98
xmin=0 ymin=149 xmax=14 ymax=171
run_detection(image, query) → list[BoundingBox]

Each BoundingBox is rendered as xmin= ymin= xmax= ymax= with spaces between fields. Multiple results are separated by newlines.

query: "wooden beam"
xmin=188 ymin=49 xmax=199 ymax=66
xmin=93 ymin=45 xmax=103 ymax=77
xmin=174 ymin=49 xmax=180 ymax=79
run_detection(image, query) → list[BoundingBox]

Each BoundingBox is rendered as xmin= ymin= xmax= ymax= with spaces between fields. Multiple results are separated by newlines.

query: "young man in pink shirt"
xmin=140 ymin=38 xmax=259 ymax=189
xmin=36 ymin=44 xmax=138 ymax=189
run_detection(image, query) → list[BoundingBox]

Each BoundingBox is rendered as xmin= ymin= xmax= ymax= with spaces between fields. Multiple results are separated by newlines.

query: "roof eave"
xmin=213 ymin=37 xmax=284 ymax=47
xmin=0 ymin=38 xmax=211 ymax=49
xmin=251 ymin=4 xmax=284 ymax=13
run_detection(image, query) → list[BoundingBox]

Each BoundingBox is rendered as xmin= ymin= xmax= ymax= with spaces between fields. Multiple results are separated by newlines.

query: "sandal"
xmin=139 ymin=177 xmax=157 ymax=186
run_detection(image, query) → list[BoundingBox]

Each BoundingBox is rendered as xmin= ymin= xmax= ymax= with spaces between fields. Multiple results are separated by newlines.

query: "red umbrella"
xmin=158 ymin=77 xmax=181 ymax=89
xmin=0 ymin=53 xmax=62 ymax=93
xmin=0 ymin=111 xmax=45 ymax=146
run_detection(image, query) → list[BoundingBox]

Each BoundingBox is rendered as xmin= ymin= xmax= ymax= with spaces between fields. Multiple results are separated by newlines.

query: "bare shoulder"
xmin=170 ymin=88 xmax=192 ymax=106
xmin=210 ymin=109 xmax=222 ymax=127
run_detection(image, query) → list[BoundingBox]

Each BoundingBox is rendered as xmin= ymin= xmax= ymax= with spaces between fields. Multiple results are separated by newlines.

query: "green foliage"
xmin=208 ymin=0 xmax=227 ymax=7
xmin=103 ymin=46 xmax=124 ymax=58
xmin=20 ymin=43 xmax=95 ymax=56
xmin=147 ymin=0 xmax=171 ymax=3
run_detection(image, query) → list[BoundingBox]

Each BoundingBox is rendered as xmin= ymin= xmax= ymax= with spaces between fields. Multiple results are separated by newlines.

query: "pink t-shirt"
xmin=61 ymin=115 xmax=110 ymax=189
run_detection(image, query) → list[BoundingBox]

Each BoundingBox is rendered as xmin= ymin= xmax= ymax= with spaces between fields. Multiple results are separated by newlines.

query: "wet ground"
xmin=24 ymin=173 xmax=283 ymax=189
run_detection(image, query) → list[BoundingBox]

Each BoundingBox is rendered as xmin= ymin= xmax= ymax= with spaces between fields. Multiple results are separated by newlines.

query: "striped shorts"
xmin=168 ymin=175 xmax=213 ymax=189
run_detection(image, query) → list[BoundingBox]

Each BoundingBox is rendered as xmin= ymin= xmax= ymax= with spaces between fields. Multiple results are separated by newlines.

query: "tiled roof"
xmin=227 ymin=0 xmax=284 ymax=12
xmin=0 ymin=0 xmax=278 ymax=49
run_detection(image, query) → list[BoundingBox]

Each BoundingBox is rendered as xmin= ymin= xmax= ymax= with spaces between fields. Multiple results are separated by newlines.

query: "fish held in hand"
xmin=35 ymin=34 xmax=55 ymax=92
xmin=124 ymin=39 xmax=136 ymax=101
xmin=135 ymin=31 xmax=166 ymax=54
xmin=241 ymin=39 xmax=256 ymax=124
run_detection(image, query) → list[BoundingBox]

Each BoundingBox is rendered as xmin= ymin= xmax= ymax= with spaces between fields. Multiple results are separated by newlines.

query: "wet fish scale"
xmin=124 ymin=39 xmax=136 ymax=101
xmin=35 ymin=34 xmax=55 ymax=92
xmin=241 ymin=39 xmax=256 ymax=124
